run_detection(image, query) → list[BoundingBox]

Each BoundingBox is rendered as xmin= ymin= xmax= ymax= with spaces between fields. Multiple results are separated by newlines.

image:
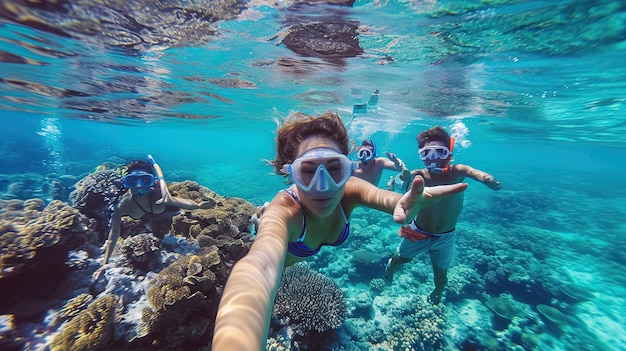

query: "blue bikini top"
xmin=282 ymin=188 xmax=350 ymax=258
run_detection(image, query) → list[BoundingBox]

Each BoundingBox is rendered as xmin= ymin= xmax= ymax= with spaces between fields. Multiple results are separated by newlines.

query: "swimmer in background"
xmin=92 ymin=155 xmax=212 ymax=282
xmin=384 ymin=126 xmax=501 ymax=304
xmin=352 ymin=139 xmax=409 ymax=186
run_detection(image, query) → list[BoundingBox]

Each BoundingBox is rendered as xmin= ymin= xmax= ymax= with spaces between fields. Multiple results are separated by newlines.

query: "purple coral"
xmin=272 ymin=263 xmax=347 ymax=336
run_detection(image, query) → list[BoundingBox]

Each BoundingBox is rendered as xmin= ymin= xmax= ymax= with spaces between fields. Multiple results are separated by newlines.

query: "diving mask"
xmin=281 ymin=148 xmax=356 ymax=194
xmin=418 ymin=145 xmax=450 ymax=160
xmin=122 ymin=171 xmax=156 ymax=188
xmin=357 ymin=140 xmax=377 ymax=163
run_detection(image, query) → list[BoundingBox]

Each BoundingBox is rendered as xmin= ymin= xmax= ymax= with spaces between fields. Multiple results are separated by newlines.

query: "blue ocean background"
xmin=1 ymin=0 xmax=625 ymax=350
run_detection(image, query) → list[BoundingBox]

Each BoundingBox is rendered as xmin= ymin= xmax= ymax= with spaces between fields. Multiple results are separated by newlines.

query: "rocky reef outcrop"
xmin=0 ymin=172 xmax=257 ymax=351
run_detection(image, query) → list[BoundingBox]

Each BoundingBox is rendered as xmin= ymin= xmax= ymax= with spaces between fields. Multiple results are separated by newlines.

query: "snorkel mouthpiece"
xmin=427 ymin=163 xmax=451 ymax=174
xmin=134 ymin=187 xmax=152 ymax=196
xmin=427 ymin=163 xmax=443 ymax=173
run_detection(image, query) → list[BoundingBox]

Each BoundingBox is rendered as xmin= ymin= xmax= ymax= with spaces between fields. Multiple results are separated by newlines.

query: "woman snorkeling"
xmin=212 ymin=111 xmax=467 ymax=350
xmin=92 ymin=155 xmax=212 ymax=282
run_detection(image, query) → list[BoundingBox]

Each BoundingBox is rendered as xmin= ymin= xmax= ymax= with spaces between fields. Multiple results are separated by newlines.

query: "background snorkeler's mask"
xmin=357 ymin=139 xmax=377 ymax=163
xmin=418 ymin=145 xmax=450 ymax=160
xmin=122 ymin=171 xmax=156 ymax=188
xmin=281 ymin=148 xmax=356 ymax=194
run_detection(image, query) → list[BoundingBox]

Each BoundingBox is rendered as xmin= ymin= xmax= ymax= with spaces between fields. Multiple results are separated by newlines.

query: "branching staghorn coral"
xmin=272 ymin=262 xmax=347 ymax=336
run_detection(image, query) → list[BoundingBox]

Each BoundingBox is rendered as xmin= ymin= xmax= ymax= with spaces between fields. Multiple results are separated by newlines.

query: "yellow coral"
xmin=53 ymin=294 xmax=94 ymax=327
xmin=51 ymin=294 xmax=118 ymax=351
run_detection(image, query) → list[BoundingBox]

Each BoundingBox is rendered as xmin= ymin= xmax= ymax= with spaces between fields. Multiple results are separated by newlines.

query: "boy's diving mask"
xmin=122 ymin=171 xmax=156 ymax=189
xmin=357 ymin=140 xmax=376 ymax=163
xmin=418 ymin=146 xmax=450 ymax=160
xmin=418 ymin=137 xmax=455 ymax=161
xmin=281 ymin=148 xmax=356 ymax=194
xmin=419 ymin=137 xmax=455 ymax=173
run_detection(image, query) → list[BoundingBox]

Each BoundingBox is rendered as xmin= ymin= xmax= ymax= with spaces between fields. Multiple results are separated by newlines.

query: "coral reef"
xmin=69 ymin=170 xmax=124 ymax=235
xmin=1 ymin=174 xmax=256 ymax=351
xmin=350 ymin=292 xmax=374 ymax=320
xmin=0 ymin=199 xmax=98 ymax=314
xmin=50 ymin=294 xmax=118 ymax=351
xmin=272 ymin=263 xmax=347 ymax=336
xmin=536 ymin=304 xmax=570 ymax=329
xmin=116 ymin=233 xmax=162 ymax=273
xmin=369 ymin=278 xmax=385 ymax=295
xmin=386 ymin=295 xmax=447 ymax=350
xmin=167 ymin=181 xmax=255 ymax=262
xmin=485 ymin=295 xmax=524 ymax=330
xmin=137 ymin=245 xmax=228 ymax=349
xmin=352 ymin=249 xmax=382 ymax=265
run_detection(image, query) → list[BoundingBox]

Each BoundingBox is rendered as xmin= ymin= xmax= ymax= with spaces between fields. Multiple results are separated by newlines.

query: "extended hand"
xmin=92 ymin=266 xmax=106 ymax=282
xmin=393 ymin=176 xmax=468 ymax=224
xmin=385 ymin=151 xmax=405 ymax=170
xmin=484 ymin=176 xmax=501 ymax=190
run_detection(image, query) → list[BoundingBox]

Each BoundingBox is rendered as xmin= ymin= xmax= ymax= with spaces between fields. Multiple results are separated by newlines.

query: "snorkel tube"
xmin=147 ymin=154 xmax=167 ymax=204
xmin=346 ymin=90 xmax=379 ymax=126
xmin=427 ymin=163 xmax=450 ymax=174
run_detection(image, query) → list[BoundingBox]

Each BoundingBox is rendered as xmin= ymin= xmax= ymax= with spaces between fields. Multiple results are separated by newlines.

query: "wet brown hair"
xmin=124 ymin=160 xmax=154 ymax=175
xmin=270 ymin=111 xmax=350 ymax=175
xmin=417 ymin=126 xmax=451 ymax=148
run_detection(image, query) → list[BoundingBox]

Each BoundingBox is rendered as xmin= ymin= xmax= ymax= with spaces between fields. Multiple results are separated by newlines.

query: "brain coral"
xmin=0 ymin=199 xmax=98 ymax=313
xmin=272 ymin=262 xmax=347 ymax=336
xmin=50 ymin=294 xmax=118 ymax=351
xmin=138 ymin=245 xmax=227 ymax=349
xmin=69 ymin=170 xmax=124 ymax=234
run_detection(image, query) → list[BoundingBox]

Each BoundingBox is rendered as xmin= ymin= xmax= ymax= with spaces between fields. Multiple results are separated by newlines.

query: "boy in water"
xmin=352 ymin=139 xmax=408 ymax=186
xmin=384 ymin=126 xmax=501 ymax=304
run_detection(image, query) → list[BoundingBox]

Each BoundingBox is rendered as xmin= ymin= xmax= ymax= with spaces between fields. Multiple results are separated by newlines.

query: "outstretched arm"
xmin=147 ymin=155 xmax=213 ymax=208
xmin=347 ymin=176 xmax=467 ymax=221
xmin=454 ymin=164 xmax=501 ymax=190
xmin=164 ymin=193 xmax=213 ymax=210
xmin=213 ymin=198 xmax=294 ymax=351
xmin=393 ymin=176 xmax=468 ymax=223
xmin=92 ymin=208 xmax=123 ymax=281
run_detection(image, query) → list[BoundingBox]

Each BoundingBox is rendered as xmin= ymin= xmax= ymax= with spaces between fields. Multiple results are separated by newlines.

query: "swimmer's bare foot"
xmin=384 ymin=258 xmax=394 ymax=281
xmin=428 ymin=289 xmax=443 ymax=305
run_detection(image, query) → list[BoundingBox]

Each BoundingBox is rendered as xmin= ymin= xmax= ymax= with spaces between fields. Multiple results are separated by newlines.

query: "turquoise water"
xmin=1 ymin=0 xmax=625 ymax=350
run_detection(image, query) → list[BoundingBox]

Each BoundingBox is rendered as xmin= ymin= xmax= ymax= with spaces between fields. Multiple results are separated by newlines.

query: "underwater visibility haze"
xmin=1 ymin=0 xmax=625 ymax=350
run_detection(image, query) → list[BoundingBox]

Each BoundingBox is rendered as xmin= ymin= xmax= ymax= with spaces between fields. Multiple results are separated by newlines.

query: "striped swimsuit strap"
xmin=282 ymin=188 xmax=350 ymax=258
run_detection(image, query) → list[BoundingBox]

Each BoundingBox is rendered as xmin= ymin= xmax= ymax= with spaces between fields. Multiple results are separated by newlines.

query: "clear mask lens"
xmin=418 ymin=146 xmax=450 ymax=160
xmin=122 ymin=171 xmax=155 ymax=188
xmin=281 ymin=148 xmax=354 ymax=193
xmin=357 ymin=148 xmax=373 ymax=162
